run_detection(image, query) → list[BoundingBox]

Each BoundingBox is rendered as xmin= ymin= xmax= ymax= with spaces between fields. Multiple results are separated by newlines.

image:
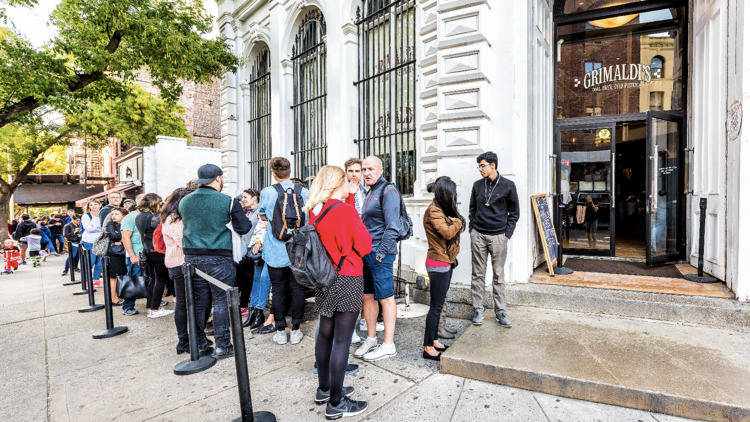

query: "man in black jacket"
xmin=13 ymin=214 xmax=37 ymax=265
xmin=62 ymin=216 xmax=81 ymax=276
xmin=99 ymin=191 xmax=124 ymax=225
xmin=468 ymin=151 xmax=519 ymax=328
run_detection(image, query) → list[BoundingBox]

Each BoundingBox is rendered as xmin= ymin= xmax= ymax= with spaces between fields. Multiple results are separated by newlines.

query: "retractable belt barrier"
xmin=92 ymin=256 xmax=128 ymax=339
xmin=62 ymin=241 xmax=82 ymax=286
xmin=78 ymin=249 xmax=105 ymax=312
xmin=175 ymin=264 xmax=276 ymax=422
xmin=72 ymin=248 xmax=91 ymax=296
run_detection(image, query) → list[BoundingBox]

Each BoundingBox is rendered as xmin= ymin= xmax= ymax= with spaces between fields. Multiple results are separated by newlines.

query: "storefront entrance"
xmin=553 ymin=1 xmax=688 ymax=266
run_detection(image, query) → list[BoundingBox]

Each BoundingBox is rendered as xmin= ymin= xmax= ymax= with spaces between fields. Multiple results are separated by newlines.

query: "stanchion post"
xmin=93 ymin=256 xmax=128 ymax=339
xmin=73 ymin=247 xmax=90 ymax=296
xmin=228 ymin=287 xmax=276 ymax=422
xmin=63 ymin=241 xmax=81 ymax=286
xmin=174 ymin=263 xmax=216 ymax=375
xmin=79 ymin=249 xmax=104 ymax=312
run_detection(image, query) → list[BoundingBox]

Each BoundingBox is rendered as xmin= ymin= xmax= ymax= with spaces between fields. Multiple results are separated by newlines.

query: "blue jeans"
xmin=362 ymin=253 xmax=396 ymax=301
xmin=51 ymin=234 xmax=64 ymax=253
xmin=64 ymin=245 xmax=79 ymax=272
xmin=81 ymin=242 xmax=102 ymax=280
xmin=46 ymin=239 xmax=57 ymax=254
xmin=185 ymin=255 xmax=236 ymax=350
xmin=249 ymin=264 xmax=271 ymax=309
xmin=122 ymin=257 xmax=143 ymax=311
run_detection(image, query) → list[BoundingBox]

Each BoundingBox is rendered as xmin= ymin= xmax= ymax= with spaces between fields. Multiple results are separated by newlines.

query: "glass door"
xmin=557 ymin=121 xmax=617 ymax=256
xmin=646 ymin=111 xmax=683 ymax=265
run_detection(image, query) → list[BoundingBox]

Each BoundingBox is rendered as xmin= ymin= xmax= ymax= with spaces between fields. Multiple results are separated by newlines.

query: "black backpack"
xmin=379 ymin=182 xmax=413 ymax=241
xmin=286 ymin=202 xmax=344 ymax=291
xmin=270 ymin=184 xmax=306 ymax=242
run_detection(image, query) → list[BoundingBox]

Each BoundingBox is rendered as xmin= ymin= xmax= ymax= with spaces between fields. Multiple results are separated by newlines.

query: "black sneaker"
xmin=61 ymin=270 xmax=68 ymax=276
xmin=314 ymin=386 xmax=354 ymax=405
xmin=325 ymin=396 xmax=368 ymax=420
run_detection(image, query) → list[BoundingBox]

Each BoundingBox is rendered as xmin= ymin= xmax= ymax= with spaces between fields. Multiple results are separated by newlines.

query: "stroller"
xmin=3 ymin=248 xmax=21 ymax=274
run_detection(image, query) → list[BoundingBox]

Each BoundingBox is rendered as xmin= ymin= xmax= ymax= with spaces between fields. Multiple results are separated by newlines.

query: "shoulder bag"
xmin=116 ymin=262 xmax=149 ymax=299
xmin=92 ymin=222 xmax=110 ymax=257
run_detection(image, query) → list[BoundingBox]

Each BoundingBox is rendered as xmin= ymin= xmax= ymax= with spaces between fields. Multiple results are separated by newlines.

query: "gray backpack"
xmin=285 ymin=202 xmax=345 ymax=291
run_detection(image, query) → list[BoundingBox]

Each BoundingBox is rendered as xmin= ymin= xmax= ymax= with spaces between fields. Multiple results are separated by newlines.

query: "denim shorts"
xmin=362 ymin=253 xmax=396 ymax=301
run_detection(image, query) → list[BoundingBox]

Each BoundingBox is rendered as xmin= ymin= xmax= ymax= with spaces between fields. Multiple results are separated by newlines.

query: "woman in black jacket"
xmin=104 ymin=208 xmax=129 ymax=305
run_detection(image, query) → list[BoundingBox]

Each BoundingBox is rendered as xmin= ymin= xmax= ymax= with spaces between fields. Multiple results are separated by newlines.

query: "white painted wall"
xmin=141 ymin=136 xmax=222 ymax=199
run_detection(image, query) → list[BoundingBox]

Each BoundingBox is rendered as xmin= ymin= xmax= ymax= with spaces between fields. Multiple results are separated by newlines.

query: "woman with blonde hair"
xmin=81 ymin=200 xmax=104 ymax=287
xmin=304 ymin=165 xmax=372 ymax=419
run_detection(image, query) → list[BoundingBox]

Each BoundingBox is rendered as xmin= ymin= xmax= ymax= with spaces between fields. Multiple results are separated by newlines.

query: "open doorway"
xmin=614 ymin=122 xmax=647 ymax=259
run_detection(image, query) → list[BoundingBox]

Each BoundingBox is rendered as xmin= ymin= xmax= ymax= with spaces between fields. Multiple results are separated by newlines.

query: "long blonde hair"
xmin=303 ymin=165 xmax=346 ymax=213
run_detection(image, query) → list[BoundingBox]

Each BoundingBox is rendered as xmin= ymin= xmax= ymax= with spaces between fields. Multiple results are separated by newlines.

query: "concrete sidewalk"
xmin=1 ymin=255 xmax=700 ymax=421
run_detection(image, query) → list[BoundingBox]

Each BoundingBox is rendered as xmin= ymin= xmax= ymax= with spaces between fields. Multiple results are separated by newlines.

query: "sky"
xmin=3 ymin=0 xmax=220 ymax=48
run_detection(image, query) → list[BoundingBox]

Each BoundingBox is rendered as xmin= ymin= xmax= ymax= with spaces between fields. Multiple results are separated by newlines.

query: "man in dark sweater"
xmin=13 ymin=214 xmax=37 ymax=264
xmin=468 ymin=151 xmax=519 ymax=328
xmin=179 ymin=164 xmax=252 ymax=359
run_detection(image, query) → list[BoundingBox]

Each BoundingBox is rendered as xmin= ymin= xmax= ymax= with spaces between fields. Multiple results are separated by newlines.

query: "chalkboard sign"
xmin=531 ymin=194 xmax=559 ymax=275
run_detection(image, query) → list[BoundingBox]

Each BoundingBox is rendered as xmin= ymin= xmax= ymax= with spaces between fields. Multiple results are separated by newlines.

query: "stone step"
xmin=440 ymin=307 xmax=750 ymax=422
xmin=413 ymin=282 xmax=750 ymax=331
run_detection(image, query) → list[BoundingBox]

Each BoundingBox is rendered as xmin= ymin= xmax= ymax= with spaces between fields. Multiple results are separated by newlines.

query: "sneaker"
xmin=160 ymin=300 xmax=169 ymax=307
xmin=20 ymin=261 xmax=26 ymax=265
xmin=241 ymin=307 xmax=249 ymax=316
xmin=315 ymin=386 xmax=355 ymax=405
xmin=41 ymin=254 xmax=48 ymax=262
xmin=61 ymin=270 xmax=68 ymax=276
xmin=273 ymin=329 xmax=287 ymax=345
xmin=325 ymin=396 xmax=368 ymax=420
xmin=147 ymin=308 xmax=175 ymax=318
xmin=123 ymin=308 xmax=139 ymax=316
xmin=290 ymin=329 xmax=303 ymax=344
xmin=354 ymin=337 xmax=378 ymax=358
xmin=359 ymin=318 xmax=367 ymax=331
xmin=2 ymin=270 xmax=11 ymax=274
xmin=362 ymin=343 xmax=397 ymax=362
xmin=351 ymin=331 xmax=362 ymax=344
xmin=93 ymin=280 xmax=103 ymax=288
xmin=472 ymin=311 xmax=484 ymax=325
xmin=496 ymin=312 xmax=512 ymax=328
xmin=376 ymin=322 xmax=384 ymax=332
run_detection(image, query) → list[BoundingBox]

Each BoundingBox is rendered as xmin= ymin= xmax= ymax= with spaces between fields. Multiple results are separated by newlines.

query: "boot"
xmin=242 ymin=307 xmax=259 ymax=328
xmin=247 ymin=308 xmax=265 ymax=330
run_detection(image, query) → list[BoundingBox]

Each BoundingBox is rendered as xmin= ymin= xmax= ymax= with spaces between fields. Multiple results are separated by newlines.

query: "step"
xmin=412 ymin=283 xmax=750 ymax=331
xmin=440 ymin=307 xmax=750 ymax=422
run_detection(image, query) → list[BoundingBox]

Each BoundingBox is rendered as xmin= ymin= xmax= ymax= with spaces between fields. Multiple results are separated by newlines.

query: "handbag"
xmin=226 ymin=199 xmax=252 ymax=263
xmin=451 ymin=258 xmax=459 ymax=270
xmin=116 ymin=264 xmax=149 ymax=299
xmin=92 ymin=222 xmax=110 ymax=257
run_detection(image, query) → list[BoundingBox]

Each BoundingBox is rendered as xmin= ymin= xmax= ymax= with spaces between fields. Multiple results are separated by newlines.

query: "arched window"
xmin=355 ymin=0 xmax=416 ymax=195
xmin=650 ymin=56 xmax=665 ymax=79
xmin=555 ymin=0 xmax=647 ymax=15
xmin=248 ymin=46 xmax=272 ymax=190
xmin=291 ymin=9 xmax=327 ymax=181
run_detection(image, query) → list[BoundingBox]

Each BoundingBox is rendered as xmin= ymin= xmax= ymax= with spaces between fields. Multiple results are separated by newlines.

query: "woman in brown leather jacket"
xmin=422 ymin=176 xmax=466 ymax=360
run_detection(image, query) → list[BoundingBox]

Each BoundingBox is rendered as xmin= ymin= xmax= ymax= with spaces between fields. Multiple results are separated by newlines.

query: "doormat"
xmin=564 ymin=258 xmax=684 ymax=278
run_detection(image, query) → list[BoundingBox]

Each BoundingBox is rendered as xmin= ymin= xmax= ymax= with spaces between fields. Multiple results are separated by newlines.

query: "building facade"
xmin=217 ymin=0 xmax=750 ymax=302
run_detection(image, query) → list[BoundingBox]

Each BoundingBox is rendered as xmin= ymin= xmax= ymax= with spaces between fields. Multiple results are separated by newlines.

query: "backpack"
xmin=285 ymin=202 xmax=345 ymax=292
xmin=152 ymin=224 xmax=166 ymax=254
xmin=270 ymin=184 xmax=306 ymax=242
xmin=379 ymin=182 xmax=413 ymax=241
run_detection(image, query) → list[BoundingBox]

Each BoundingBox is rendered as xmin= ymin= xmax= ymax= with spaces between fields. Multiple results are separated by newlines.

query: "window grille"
xmin=248 ymin=46 xmax=272 ymax=190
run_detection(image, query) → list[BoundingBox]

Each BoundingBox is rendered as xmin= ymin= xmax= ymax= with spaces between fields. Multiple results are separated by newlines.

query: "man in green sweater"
xmin=179 ymin=164 xmax=252 ymax=359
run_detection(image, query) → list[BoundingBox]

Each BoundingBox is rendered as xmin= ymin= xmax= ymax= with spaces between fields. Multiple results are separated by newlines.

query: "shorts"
xmin=29 ymin=251 xmax=40 ymax=257
xmin=362 ymin=252 xmax=396 ymax=301
xmin=19 ymin=242 xmax=28 ymax=248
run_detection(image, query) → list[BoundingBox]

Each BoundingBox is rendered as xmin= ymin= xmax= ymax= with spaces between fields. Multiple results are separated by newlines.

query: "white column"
xmin=219 ymin=16 xmax=240 ymax=195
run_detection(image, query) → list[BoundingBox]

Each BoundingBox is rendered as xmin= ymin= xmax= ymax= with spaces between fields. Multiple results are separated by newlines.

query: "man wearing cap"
xmin=179 ymin=164 xmax=252 ymax=359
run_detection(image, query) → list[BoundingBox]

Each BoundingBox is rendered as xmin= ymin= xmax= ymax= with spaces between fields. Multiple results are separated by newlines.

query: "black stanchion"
xmin=684 ymin=198 xmax=719 ymax=283
xmin=79 ymin=249 xmax=104 ymax=313
xmin=62 ymin=241 xmax=81 ymax=286
xmin=72 ymin=247 xmax=91 ymax=296
xmin=554 ymin=242 xmax=573 ymax=275
xmin=93 ymin=256 xmax=128 ymax=339
xmin=227 ymin=287 xmax=276 ymax=422
xmin=174 ymin=263 xmax=216 ymax=375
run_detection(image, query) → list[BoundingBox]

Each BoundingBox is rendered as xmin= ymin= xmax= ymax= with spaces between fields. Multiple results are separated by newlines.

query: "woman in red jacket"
xmin=304 ymin=165 xmax=372 ymax=420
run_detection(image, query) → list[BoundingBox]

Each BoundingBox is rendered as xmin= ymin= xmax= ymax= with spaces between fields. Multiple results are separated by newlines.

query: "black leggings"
xmin=316 ymin=311 xmax=359 ymax=406
xmin=145 ymin=252 xmax=169 ymax=311
xmin=424 ymin=268 xmax=453 ymax=347
xmin=235 ymin=256 xmax=255 ymax=308
xmin=169 ymin=267 xmax=188 ymax=347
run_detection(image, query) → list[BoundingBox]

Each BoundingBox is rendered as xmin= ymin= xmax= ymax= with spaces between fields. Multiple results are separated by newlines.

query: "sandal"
xmin=112 ymin=300 xmax=124 ymax=307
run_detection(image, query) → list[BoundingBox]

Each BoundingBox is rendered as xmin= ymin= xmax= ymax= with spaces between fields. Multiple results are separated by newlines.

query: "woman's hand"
xmin=252 ymin=243 xmax=262 ymax=254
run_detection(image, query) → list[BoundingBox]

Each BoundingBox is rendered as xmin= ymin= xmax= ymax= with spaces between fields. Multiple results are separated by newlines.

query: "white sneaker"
xmin=147 ymin=308 xmax=174 ymax=318
xmin=351 ymin=331 xmax=362 ymax=344
xmin=363 ymin=343 xmax=397 ymax=362
xmin=354 ymin=337 xmax=378 ymax=358
xmin=274 ymin=329 xmax=287 ymax=345
xmin=359 ymin=318 xmax=367 ymax=331
xmin=290 ymin=329 xmax=303 ymax=344
xmin=376 ymin=322 xmax=384 ymax=332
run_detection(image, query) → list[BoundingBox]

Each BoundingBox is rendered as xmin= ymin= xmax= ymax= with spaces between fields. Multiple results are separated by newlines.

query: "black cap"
xmin=195 ymin=164 xmax=223 ymax=185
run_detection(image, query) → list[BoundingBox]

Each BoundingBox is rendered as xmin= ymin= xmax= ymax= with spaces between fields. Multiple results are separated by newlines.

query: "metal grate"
xmin=247 ymin=47 xmax=272 ymax=190
xmin=291 ymin=9 xmax=327 ymax=182
xmin=355 ymin=0 xmax=416 ymax=195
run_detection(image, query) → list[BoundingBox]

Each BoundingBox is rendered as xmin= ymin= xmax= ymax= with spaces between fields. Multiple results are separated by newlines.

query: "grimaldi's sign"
xmin=583 ymin=63 xmax=653 ymax=91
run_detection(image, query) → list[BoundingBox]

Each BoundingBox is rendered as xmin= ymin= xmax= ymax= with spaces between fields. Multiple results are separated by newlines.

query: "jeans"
xmin=64 ymin=245 xmax=79 ymax=272
xmin=268 ymin=265 xmax=305 ymax=330
xmin=123 ymin=257 xmax=143 ymax=311
xmin=51 ymin=234 xmax=64 ymax=254
xmin=249 ymin=264 xmax=271 ymax=309
xmin=169 ymin=267 xmax=189 ymax=349
xmin=81 ymin=242 xmax=102 ymax=280
xmin=424 ymin=269 xmax=453 ymax=347
xmin=45 ymin=240 xmax=57 ymax=254
xmin=235 ymin=256 xmax=255 ymax=308
xmin=185 ymin=255 xmax=236 ymax=350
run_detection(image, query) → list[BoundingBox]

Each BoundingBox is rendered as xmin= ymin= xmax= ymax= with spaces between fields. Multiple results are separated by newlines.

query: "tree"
xmin=0 ymin=0 xmax=236 ymax=235
xmin=33 ymin=145 xmax=68 ymax=174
